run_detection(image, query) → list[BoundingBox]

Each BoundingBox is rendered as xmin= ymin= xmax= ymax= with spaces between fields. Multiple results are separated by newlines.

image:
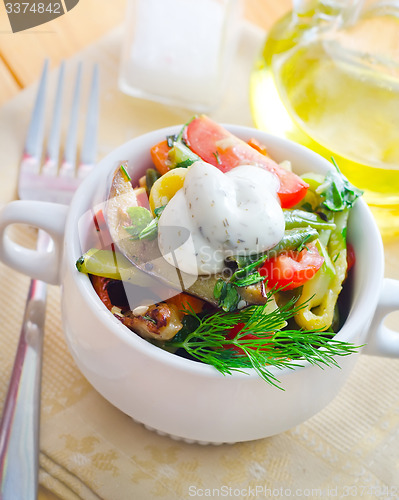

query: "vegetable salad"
xmin=76 ymin=116 xmax=363 ymax=388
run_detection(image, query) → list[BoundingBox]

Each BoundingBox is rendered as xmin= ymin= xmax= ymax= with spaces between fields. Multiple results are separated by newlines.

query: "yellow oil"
xmin=250 ymin=12 xmax=399 ymax=238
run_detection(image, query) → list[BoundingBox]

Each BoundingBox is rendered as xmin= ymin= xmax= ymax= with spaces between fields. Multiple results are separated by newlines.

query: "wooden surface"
xmin=0 ymin=0 xmax=291 ymax=106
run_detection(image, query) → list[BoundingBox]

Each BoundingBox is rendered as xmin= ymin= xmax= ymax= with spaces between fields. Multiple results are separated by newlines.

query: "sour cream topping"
xmin=158 ymin=160 xmax=285 ymax=275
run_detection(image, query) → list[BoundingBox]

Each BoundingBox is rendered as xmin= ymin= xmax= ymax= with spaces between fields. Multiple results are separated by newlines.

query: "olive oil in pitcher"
xmin=250 ymin=2 xmax=399 ymax=237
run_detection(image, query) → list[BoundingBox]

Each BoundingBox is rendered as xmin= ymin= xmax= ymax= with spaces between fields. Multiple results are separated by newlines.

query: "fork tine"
xmin=44 ymin=61 xmax=65 ymax=171
xmin=79 ymin=64 xmax=99 ymax=169
xmin=60 ymin=62 xmax=82 ymax=175
xmin=24 ymin=59 xmax=49 ymax=159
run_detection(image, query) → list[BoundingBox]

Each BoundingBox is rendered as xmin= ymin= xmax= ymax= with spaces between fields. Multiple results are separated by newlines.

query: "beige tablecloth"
xmin=1 ymin=22 xmax=399 ymax=500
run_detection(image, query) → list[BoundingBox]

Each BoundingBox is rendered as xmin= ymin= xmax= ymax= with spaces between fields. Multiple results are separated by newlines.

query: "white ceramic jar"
xmin=119 ymin=0 xmax=242 ymax=112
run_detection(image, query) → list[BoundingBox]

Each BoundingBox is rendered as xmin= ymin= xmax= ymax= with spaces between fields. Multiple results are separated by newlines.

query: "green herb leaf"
xmin=213 ymin=279 xmax=241 ymax=312
xmin=142 ymin=314 xmax=157 ymax=324
xmin=137 ymin=218 xmax=158 ymax=240
xmin=231 ymin=271 xmax=264 ymax=287
xmin=125 ymin=207 xmax=154 ymax=239
xmin=171 ymin=314 xmax=201 ymax=344
xmin=297 ymin=233 xmax=313 ymax=252
xmin=168 ymin=116 xmax=196 ymax=147
xmin=176 ymin=117 xmax=194 ymax=143
xmin=167 ymin=292 xmax=362 ymax=389
xmin=213 ymin=151 xmax=221 ymax=165
xmin=120 ymin=163 xmax=131 ymax=181
xmin=126 ymin=205 xmax=167 ymax=241
xmin=213 ymin=279 xmax=225 ymax=300
xmin=153 ymin=205 xmax=166 ymax=217
xmin=164 ymin=117 xmax=199 ymax=169
xmin=175 ymin=158 xmax=195 ymax=169
xmin=230 ymin=256 xmax=267 ymax=281
xmin=300 ymin=202 xmax=313 ymax=212
xmin=317 ymin=158 xmax=363 ymax=211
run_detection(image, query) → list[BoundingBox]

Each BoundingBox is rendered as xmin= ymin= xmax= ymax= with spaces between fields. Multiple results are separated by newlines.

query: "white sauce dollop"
xmin=158 ymin=161 xmax=285 ymax=275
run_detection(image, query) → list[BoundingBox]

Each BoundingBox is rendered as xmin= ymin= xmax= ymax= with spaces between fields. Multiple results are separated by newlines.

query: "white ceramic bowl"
xmin=1 ymin=125 xmax=399 ymax=444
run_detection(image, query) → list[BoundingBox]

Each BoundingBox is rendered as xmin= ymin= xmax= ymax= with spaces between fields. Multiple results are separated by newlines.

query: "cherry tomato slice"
xmin=88 ymin=210 xmax=113 ymax=250
xmin=224 ymin=322 xmax=272 ymax=353
xmin=185 ymin=115 xmax=309 ymax=208
xmin=259 ymin=244 xmax=324 ymax=290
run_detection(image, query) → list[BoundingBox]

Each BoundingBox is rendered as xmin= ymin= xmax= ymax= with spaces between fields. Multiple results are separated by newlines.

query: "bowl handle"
xmin=0 ymin=200 xmax=68 ymax=285
xmin=363 ymin=278 xmax=399 ymax=357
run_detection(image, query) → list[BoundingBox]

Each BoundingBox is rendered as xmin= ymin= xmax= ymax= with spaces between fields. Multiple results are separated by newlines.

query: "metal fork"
xmin=0 ymin=60 xmax=99 ymax=500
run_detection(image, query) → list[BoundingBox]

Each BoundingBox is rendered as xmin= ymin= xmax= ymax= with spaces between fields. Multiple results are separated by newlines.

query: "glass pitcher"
xmin=250 ymin=0 xmax=399 ymax=238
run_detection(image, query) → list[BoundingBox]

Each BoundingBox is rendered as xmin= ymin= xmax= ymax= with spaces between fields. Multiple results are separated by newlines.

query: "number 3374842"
xmin=5 ymin=3 xmax=61 ymax=14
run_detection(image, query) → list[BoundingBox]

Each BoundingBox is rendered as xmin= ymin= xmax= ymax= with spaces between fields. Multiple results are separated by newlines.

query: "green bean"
xmin=231 ymin=227 xmax=319 ymax=280
xmin=145 ymin=168 xmax=161 ymax=194
xmin=268 ymin=227 xmax=319 ymax=256
xmin=284 ymin=209 xmax=336 ymax=230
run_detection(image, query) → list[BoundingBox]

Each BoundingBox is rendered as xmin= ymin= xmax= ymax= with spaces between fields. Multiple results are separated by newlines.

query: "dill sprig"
xmin=166 ymin=291 xmax=361 ymax=390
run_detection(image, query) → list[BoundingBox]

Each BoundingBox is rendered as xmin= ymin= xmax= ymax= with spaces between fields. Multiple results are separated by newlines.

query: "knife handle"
xmin=0 ymin=231 xmax=50 ymax=500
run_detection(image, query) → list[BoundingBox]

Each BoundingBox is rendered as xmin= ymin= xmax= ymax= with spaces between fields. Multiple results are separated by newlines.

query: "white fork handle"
xmin=0 ymin=231 xmax=49 ymax=500
xmin=0 ymin=201 xmax=68 ymax=285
